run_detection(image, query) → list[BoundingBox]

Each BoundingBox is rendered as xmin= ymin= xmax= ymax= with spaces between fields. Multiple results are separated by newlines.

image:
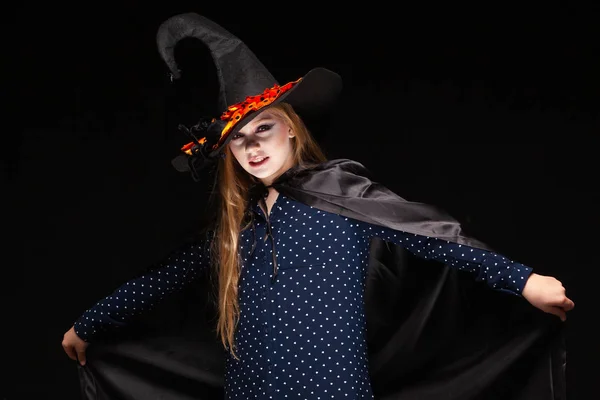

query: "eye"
xmin=256 ymin=124 xmax=273 ymax=133
xmin=231 ymin=133 xmax=244 ymax=140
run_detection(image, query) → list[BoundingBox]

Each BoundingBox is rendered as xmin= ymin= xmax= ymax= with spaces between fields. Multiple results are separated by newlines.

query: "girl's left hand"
xmin=522 ymin=273 xmax=575 ymax=321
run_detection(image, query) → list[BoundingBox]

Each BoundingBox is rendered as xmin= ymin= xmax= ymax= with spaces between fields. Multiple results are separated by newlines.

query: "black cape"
xmin=77 ymin=159 xmax=566 ymax=400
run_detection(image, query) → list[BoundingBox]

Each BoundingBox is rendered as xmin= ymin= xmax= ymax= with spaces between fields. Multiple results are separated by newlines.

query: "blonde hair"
xmin=210 ymin=103 xmax=327 ymax=359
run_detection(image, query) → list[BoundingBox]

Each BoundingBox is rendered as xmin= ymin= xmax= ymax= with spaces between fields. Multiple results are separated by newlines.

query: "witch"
xmin=62 ymin=12 xmax=574 ymax=400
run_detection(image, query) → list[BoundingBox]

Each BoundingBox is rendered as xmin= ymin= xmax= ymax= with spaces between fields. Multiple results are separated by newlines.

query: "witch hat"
xmin=156 ymin=12 xmax=342 ymax=180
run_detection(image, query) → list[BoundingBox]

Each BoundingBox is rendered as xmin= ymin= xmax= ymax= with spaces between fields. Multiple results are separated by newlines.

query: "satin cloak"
xmin=77 ymin=159 xmax=566 ymax=399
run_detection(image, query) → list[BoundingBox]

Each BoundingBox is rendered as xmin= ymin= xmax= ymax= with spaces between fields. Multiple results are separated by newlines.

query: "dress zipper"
xmin=261 ymin=198 xmax=279 ymax=283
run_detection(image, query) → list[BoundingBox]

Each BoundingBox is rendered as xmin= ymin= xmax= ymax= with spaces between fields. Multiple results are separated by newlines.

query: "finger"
xmin=62 ymin=343 xmax=78 ymax=361
xmin=77 ymin=350 xmax=87 ymax=366
xmin=548 ymin=306 xmax=567 ymax=322
xmin=563 ymin=297 xmax=575 ymax=311
xmin=553 ymin=296 xmax=575 ymax=311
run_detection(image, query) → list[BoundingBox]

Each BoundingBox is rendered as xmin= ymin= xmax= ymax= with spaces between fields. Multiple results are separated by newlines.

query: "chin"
xmin=245 ymin=163 xmax=283 ymax=183
xmin=248 ymin=169 xmax=276 ymax=180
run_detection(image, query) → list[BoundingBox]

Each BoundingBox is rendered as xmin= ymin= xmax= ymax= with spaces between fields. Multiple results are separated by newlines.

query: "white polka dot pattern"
xmin=74 ymin=241 xmax=209 ymax=341
xmin=74 ymin=194 xmax=533 ymax=399
xmin=356 ymin=220 xmax=533 ymax=296
xmin=224 ymin=195 xmax=531 ymax=399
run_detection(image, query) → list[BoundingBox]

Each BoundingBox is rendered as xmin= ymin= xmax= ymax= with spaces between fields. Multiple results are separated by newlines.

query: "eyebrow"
xmin=251 ymin=115 xmax=275 ymax=124
xmin=237 ymin=114 xmax=276 ymax=135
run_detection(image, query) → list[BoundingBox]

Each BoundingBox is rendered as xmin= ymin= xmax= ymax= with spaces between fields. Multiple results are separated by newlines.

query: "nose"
xmin=245 ymin=137 xmax=260 ymax=152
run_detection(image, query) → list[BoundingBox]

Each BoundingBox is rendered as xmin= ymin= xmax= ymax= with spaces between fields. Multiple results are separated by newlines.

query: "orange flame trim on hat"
xmin=181 ymin=136 xmax=208 ymax=154
xmin=181 ymin=78 xmax=301 ymax=156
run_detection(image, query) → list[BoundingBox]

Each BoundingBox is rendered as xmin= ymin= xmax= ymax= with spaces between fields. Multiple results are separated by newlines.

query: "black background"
xmin=5 ymin=2 xmax=598 ymax=399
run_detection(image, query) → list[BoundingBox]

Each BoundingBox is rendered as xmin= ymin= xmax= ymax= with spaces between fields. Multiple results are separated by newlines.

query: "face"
xmin=227 ymin=109 xmax=296 ymax=185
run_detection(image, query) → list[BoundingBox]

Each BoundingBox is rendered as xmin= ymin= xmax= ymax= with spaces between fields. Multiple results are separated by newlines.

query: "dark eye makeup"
xmin=256 ymin=123 xmax=274 ymax=132
xmin=231 ymin=122 xmax=275 ymax=141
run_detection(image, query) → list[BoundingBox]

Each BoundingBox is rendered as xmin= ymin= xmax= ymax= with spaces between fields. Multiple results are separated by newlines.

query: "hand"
xmin=62 ymin=326 xmax=89 ymax=366
xmin=522 ymin=273 xmax=575 ymax=321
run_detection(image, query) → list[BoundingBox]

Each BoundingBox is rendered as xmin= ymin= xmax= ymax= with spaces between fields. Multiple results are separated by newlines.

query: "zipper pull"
xmin=260 ymin=197 xmax=278 ymax=283
xmin=266 ymin=223 xmax=278 ymax=283
xmin=271 ymin=236 xmax=279 ymax=283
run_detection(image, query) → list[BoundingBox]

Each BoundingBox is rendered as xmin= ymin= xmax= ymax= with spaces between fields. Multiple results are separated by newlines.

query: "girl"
xmin=62 ymin=12 xmax=574 ymax=400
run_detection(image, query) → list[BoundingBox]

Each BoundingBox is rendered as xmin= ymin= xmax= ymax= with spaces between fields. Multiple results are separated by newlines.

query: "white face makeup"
xmin=227 ymin=109 xmax=296 ymax=186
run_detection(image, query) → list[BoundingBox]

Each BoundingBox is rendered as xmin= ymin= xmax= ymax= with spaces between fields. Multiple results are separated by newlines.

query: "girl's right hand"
xmin=62 ymin=326 xmax=89 ymax=366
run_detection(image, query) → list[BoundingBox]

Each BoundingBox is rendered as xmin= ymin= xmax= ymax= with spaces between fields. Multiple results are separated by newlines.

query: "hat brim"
xmin=208 ymin=67 xmax=342 ymax=157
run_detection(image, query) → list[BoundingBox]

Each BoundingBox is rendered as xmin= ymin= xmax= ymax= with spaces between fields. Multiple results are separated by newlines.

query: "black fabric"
xmin=77 ymin=159 xmax=566 ymax=399
xmin=267 ymin=159 xmax=491 ymax=249
xmin=364 ymin=240 xmax=565 ymax=400
xmin=156 ymin=12 xmax=343 ymax=160
xmin=156 ymin=12 xmax=278 ymax=109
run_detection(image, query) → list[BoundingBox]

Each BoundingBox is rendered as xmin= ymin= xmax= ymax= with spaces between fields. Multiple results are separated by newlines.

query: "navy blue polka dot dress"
xmin=74 ymin=193 xmax=532 ymax=399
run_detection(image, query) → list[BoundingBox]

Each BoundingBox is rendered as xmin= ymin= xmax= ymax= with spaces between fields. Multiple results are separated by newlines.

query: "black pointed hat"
xmin=156 ymin=12 xmax=342 ymax=180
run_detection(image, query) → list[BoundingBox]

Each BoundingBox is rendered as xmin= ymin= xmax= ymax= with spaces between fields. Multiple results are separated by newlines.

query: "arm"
xmin=357 ymin=220 xmax=575 ymax=320
xmin=73 ymin=238 xmax=212 ymax=342
xmin=357 ymin=221 xmax=532 ymax=296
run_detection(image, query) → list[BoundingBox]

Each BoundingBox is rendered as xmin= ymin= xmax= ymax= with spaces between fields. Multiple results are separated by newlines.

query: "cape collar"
xmin=246 ymin=159 xmax=492 ymax=250
xmin=247 ymin=164 xmax=304 ymax=217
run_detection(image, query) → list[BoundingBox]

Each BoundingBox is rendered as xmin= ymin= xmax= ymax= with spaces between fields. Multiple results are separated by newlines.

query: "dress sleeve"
xmin=73 ymin=238 xmax=212 ymax=342
xmin=356 ymin=220 xmax=533 ymax=296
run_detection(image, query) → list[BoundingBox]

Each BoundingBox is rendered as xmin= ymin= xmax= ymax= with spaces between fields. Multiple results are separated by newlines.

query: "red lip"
xmin=248 ymin=156 xmax=269 ymax=167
